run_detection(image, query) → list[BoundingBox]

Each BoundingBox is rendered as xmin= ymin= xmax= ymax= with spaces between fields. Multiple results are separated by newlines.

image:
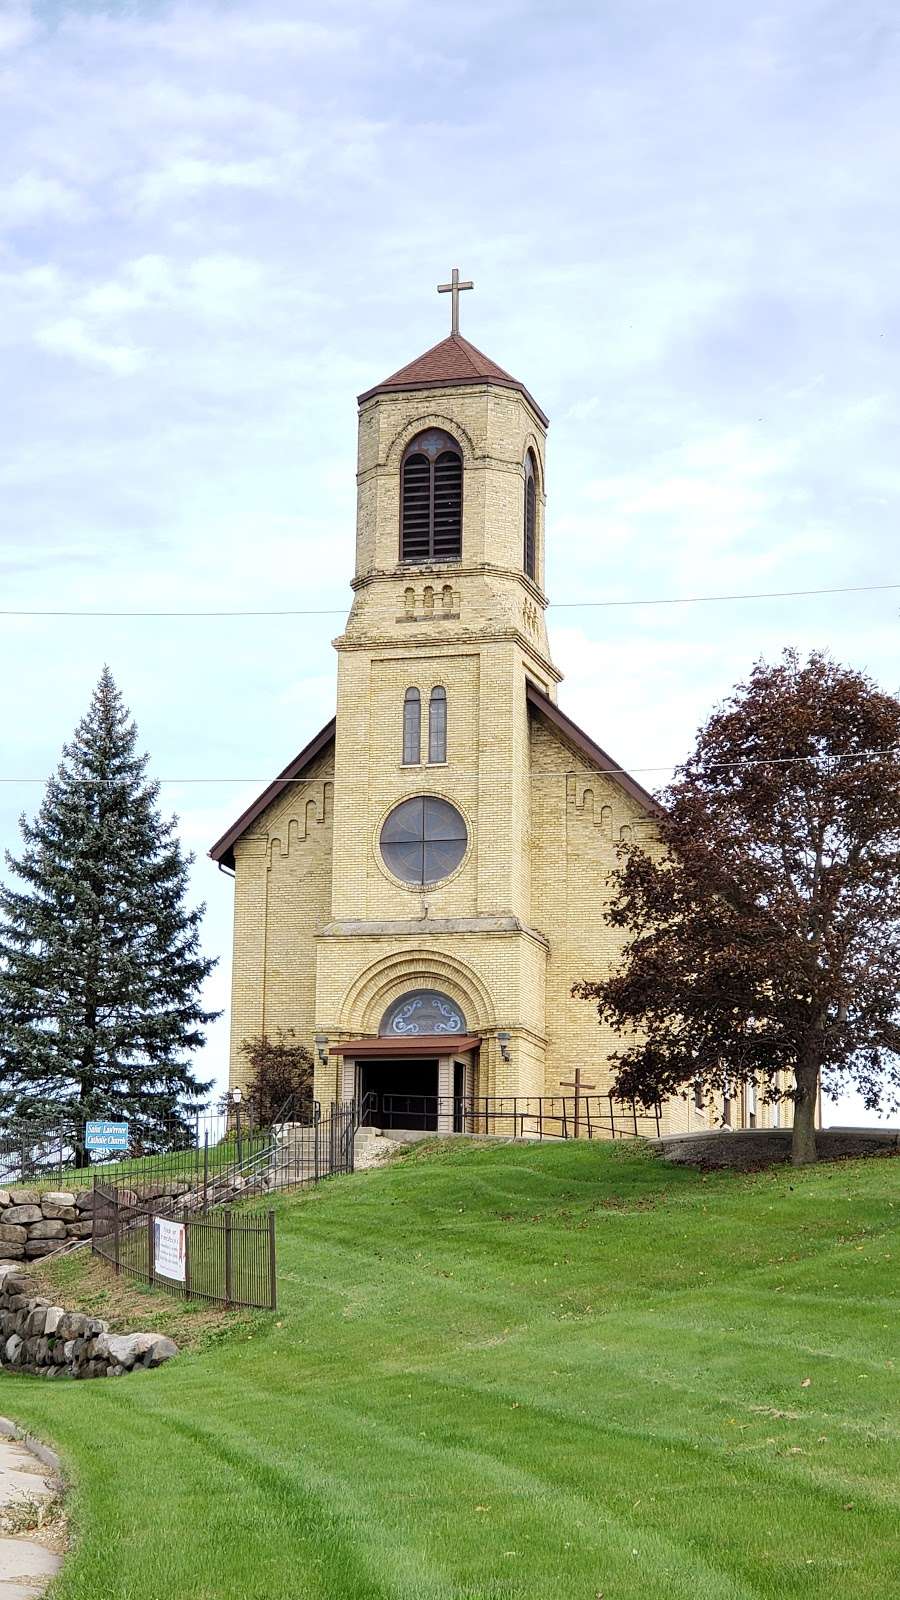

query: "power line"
xmin=551 ymin=581 xmax=900 ymax=609
xmin=0 ymin=607 xmax=346 ymax=618
xmin=1 ymin=580 xmax=898 ymax=619
xmin=1 ymin=745 xmax=897 ymax=785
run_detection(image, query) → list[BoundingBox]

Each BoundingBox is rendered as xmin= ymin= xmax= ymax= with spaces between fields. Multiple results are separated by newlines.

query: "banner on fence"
xmin=153 ymin=1217 xmax=186 ymax=1282
xmin=85 ymin=1120 xmax=129 ymax=1152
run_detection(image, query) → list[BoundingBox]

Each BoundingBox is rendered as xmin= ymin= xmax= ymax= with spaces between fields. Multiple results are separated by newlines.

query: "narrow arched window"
xmin=523 ymin=451 xmax=537 ymax=579
xmin=401 ymin=430 xmax=462 ymax=562
xmin=402 ymin=687 xmax=421 ymax=765
xmin=429 ymin=686 xmax=447 ymax=763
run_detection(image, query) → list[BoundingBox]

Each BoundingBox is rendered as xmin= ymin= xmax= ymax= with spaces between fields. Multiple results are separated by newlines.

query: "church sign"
xmin=85 ymin=1119 xmax=129 ymax=1153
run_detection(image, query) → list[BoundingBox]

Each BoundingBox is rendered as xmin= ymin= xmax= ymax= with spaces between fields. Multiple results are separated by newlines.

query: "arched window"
xmin=401 ymin=429 xmax=462 ymax=562
xmin=429 ymin=686 xmax=447 ymax=763
xmin=523 ymin=451 xmax=537 ymax=579
xmin=380 ymin=989 xmax=467 ymax=1037
xmin=402 ymin=687 xmax=421 ymax=765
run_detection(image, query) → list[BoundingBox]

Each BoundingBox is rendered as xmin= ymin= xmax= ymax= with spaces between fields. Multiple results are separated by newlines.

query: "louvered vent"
xmin=431 ymin=452 xmax=462 ymax=559
xmin=400 ymin=431 xmax=463 ymax=562
xmin=401 ymin=454 xmax=431 ymax=561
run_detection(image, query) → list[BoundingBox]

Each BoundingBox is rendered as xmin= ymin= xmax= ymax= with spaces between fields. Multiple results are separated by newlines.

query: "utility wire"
xmin=551 ymin=581 xmax=900 ymax=609
xmin=1 ymin=580 xmax=898 ymax=619
xmin=1 ymin=746 xmax=897 ymax=785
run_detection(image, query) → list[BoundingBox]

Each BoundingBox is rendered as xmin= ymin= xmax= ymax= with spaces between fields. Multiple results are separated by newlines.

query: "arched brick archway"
xmin=333 ymin=951 xmax=494 ymax=1132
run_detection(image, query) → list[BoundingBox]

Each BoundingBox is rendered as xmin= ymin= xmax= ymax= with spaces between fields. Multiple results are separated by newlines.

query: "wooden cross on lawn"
xmin=438 ymin=266 xmax=474 ymax=336
xmin=560 ymin=1068 xmax=596 ymax=1140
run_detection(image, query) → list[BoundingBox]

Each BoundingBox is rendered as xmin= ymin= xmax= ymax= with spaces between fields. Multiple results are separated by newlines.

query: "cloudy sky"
xmin=1 ymin=0 xmax=898 ymax=1121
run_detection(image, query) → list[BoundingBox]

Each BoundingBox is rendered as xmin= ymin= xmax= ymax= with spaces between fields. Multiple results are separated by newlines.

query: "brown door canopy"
xmin=330 ymin=1035 xmax=480 ymax=1057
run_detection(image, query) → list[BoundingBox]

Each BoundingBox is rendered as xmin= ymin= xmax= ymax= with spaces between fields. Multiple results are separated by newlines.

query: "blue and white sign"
xmin=85 ymin=1120 xmax=129 ymax=1153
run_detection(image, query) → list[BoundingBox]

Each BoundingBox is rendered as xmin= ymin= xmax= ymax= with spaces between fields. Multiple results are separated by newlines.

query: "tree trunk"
xmin=791 ymin=1064 xmax=819 ymax=1165
xmin=76 ymin=1054 xmax=96 ymax=1172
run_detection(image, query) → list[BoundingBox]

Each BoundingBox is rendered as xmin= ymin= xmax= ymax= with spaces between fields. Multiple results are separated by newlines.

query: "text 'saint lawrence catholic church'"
xmin=211 ymin=273 xmax=772 ymax=1137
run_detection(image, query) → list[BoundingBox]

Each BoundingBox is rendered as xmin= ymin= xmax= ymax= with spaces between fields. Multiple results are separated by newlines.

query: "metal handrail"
xmin=269 ymin=1092 xmax=320 ymax=1131
xmin=356 ymin=1091 xmax=662 ymax=1140
xmin=358 ymin=1091 xmax=378 ymax=1128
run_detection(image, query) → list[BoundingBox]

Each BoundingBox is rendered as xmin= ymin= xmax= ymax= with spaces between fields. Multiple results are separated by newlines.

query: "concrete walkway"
xmin=0 ymin=1434 xmax=63 ymax=1600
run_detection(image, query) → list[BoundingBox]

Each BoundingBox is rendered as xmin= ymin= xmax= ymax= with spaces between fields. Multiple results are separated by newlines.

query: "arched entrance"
xmin=333 ymin=988 xmax=480 ymax=1132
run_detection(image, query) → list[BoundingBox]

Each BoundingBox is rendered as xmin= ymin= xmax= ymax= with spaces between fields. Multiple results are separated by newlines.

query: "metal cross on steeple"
xmin=437 ymin=266 xmax=474 ymax=336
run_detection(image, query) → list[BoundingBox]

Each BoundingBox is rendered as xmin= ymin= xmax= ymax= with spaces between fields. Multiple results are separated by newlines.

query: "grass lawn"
xmin=1 ymin=1139 xmax=897 ymax=1599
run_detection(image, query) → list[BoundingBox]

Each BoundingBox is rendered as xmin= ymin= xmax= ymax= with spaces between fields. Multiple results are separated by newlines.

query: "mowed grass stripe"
xmin=1 ymin=1138 xmax=897 ymax=1598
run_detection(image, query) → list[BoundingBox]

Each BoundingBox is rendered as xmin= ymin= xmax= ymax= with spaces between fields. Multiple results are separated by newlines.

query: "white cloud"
xmin=0 ymin=6 xmax=34 ymax=54
xmin=121 ymin=14 xmax=358 ymax=64
xmin=0 ymin=263 xmax=65 ymax=302
xmin=185 ymin=254 xmax=267 ymax=315
xmin=136 ymin=156 xmax=288 ymax=209
xmin=81 ymin=255 xmax=177 ymax=315
xmin=2 ymin=172 xmax=87 ymax=226
xmin=78 ymin=253 xmax=267 ymax=325
xmin=35 ymin=318 xmax=144 ymax=374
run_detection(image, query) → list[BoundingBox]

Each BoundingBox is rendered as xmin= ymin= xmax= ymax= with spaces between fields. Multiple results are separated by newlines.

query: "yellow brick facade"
xmin=220 ymin=342 xmax=781 ymax=1137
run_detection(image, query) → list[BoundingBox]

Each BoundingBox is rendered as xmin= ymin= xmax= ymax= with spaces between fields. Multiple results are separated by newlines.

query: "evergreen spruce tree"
xmin=0 ymin=668 xmax=216 ymax=1147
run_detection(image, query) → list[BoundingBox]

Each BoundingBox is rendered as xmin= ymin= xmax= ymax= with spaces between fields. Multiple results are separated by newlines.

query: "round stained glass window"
xmin=379 ymin=796 xmax=468 ymax=886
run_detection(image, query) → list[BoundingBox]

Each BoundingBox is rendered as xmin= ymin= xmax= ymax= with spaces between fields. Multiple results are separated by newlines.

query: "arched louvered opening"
xmin=524 ymin=451 xmax=537 ymax=579
xmin=400 ymin=429 xmax=463 ymax=562
xmin=402 ymin=687 xmax=421 ymax=765
xmin=428 ymin=685 xmax=447 ymax=763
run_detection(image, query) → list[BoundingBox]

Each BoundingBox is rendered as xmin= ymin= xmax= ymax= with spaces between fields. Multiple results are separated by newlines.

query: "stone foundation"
xmin=0 ymin=1264 xmax=177 ymax=1379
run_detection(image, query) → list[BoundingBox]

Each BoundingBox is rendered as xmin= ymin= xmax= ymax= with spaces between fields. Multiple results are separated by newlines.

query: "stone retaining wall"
xmin=0 ymin=1263 xmax=177 ymax=1379
xmin=0 ymin=1186 xmax=97 ymax=1260
xmin=0 ymin=1180 xmax=223 ymax=1265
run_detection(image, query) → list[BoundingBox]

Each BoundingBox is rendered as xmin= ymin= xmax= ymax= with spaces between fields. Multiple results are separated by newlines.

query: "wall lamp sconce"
xmin=314 ymin=1034 xmax=329 ymax=1066
xmin=497 ymin=1030 xmax=511 ymax=1063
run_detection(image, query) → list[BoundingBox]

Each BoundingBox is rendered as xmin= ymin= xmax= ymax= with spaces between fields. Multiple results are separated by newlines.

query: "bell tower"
xmin=339 ymin=269 xmax=557 ymax=685
xmin=316 ymin=272 xmax=558 ymax=1103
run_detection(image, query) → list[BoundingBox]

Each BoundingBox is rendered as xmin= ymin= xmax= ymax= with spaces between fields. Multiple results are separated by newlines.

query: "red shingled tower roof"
xmin=358 ymin=333 xmax=548 ymax=426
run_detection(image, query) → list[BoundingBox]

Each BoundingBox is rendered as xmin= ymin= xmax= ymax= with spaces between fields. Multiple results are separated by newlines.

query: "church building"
xmin=210 ymin=274 xmax=775 ymax=1138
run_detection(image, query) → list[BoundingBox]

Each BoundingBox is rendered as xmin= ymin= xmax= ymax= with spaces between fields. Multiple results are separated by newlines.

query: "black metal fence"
xmin=87 ymin=1102 xmax=358 ymax=1310
xmin=92 ymin=1183 xmax=277 ymax=1310
xmin=359 ymin=1092 xmax=662 ymax=1140
xmin=0 ymin=1104 xmax=279 ymax=1193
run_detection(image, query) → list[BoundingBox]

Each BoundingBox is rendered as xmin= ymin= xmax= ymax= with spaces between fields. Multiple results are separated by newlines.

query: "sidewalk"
xmin=0 ymin=1433 xmax=63 ymax=1600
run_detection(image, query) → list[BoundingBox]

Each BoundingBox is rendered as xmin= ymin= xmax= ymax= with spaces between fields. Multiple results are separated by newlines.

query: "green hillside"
xmin=3 ymin=1139 xmax=897 ymax=1599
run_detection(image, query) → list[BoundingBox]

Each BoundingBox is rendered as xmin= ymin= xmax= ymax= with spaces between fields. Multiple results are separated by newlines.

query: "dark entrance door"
xmin=358 ymin=1059 xmax=439 ymax=1130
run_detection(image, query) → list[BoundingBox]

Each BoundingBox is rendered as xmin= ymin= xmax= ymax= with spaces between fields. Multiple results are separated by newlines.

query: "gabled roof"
xmin=208 ymin=718 xmax=336 ymax=871
xmin=357 ymin=333 xmax=548 ymax=427
xmin=525 ymin=681 xmax=664 ymax=817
